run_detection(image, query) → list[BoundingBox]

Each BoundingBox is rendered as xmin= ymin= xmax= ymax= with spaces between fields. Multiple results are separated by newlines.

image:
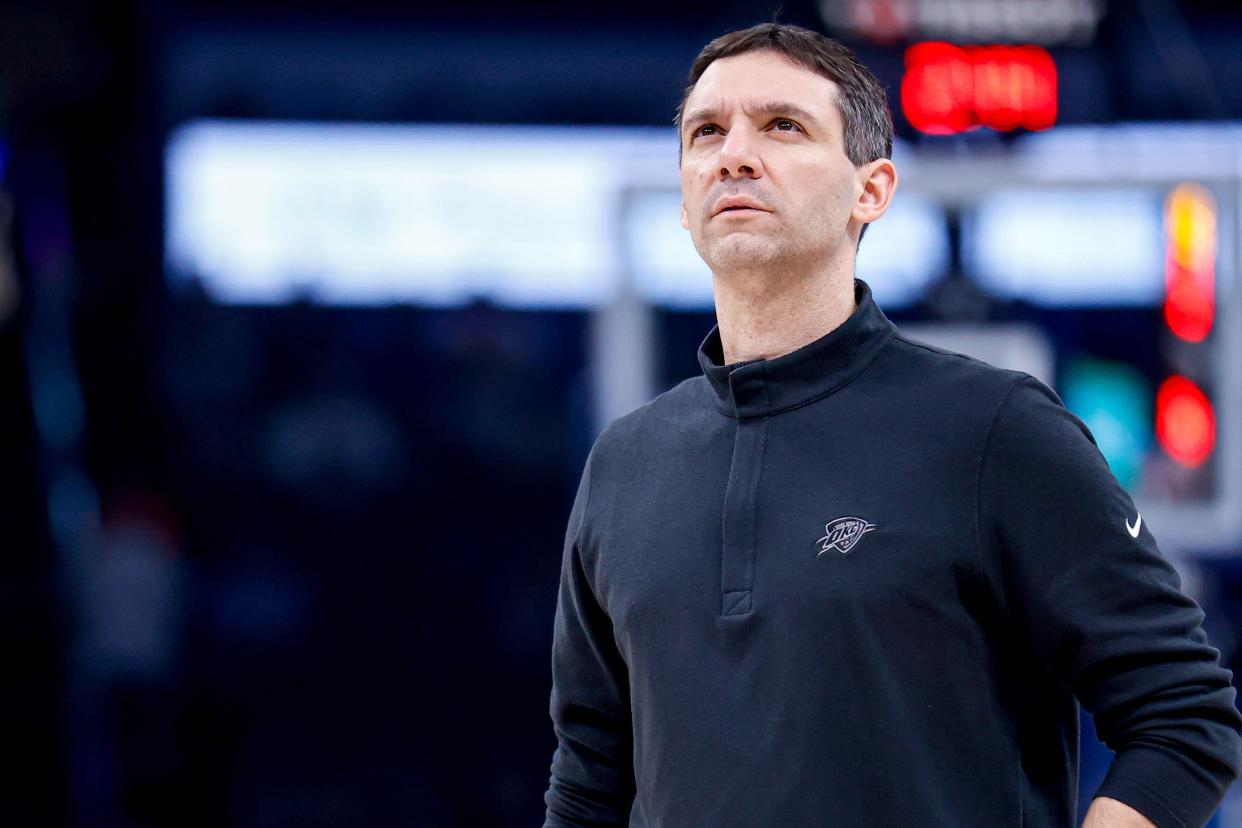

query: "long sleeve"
xmin=544 ymin=446 xmax=635 ymax=827
xmin=978 ymin=376 xmax=1242 ymax=828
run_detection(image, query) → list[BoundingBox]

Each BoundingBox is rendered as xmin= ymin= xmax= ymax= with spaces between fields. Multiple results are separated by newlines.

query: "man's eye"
xmin=772 ymin=119 xmax=801 ymax=132
xmin=693 ymin=124 xmax=720 ymax=139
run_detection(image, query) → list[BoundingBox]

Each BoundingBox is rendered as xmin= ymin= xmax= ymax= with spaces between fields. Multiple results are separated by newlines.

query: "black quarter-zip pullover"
xmin=543 ymin=279 xmax=1242 ymax=828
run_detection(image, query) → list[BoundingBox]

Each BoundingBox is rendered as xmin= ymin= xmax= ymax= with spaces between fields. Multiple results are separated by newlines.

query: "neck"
xmin=712 ymin=256 xmax=858 ymax=365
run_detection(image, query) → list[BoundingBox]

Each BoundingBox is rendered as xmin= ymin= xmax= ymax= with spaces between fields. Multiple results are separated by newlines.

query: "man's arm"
xmin=543 ymin=446 xmax=635 ymax=827
xmin=979 ymin=376 xmax=1242 ymax=828
xmin=1084 ymin=796 xmax=1157 ymax=827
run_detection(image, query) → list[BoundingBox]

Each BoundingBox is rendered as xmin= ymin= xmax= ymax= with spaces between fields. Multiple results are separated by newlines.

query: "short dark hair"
xmin=676 ymin=22 xmax=894 ymax=244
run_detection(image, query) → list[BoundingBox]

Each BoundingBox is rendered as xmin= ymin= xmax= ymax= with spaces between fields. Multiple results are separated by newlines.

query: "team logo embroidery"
xmin=815 ymin=516 xmax=877 ymax=557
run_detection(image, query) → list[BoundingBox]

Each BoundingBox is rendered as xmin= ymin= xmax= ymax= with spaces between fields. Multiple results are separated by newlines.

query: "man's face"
xmin=679 ymin=50 xmax=867 ymax=273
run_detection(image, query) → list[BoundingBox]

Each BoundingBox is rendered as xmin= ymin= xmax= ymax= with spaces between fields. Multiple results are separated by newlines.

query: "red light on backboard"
xmin=1156 ymin=375 xmax=1215 ymax=468
xmin=902 ymin=42 xmax=1057 ymax=134
xmin=1164 ymin=183 xmax=1216 ymax=343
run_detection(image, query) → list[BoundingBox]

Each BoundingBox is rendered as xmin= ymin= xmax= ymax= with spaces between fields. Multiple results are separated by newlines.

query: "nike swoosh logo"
xmin=1126 ymin=513 xmax=1142 ymax=539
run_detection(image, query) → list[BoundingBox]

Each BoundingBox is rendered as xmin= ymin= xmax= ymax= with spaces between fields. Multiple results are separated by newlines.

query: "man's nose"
xmin=718 ymin=130 xmax=762 ymax=180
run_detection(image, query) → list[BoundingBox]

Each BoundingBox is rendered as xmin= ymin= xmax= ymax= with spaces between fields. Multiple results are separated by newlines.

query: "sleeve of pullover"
xmin=978 ymin=376 xmax=1242 ymax=828
xmin=543 ymin=447 xmax=636 ymax=827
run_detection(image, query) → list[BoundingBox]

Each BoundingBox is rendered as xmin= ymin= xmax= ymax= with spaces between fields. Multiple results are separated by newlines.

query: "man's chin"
xmin=702 ymin=234 xmax=784 ymax=270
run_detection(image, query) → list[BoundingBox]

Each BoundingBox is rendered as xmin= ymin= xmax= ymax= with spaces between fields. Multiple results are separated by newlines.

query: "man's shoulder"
xmin=590 ymin=375 xmax=710 ymax=458
xmin=881 ymin=329 xmax=1038 ymax=402
xmin=600 ymin=375 xmax=708 ymax=436
xmin=864 ymin=330 xmax=1065 ymax=443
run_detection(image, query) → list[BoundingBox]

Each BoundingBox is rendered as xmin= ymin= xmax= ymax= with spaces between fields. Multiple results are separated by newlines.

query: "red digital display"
xmin=901 ymin=42 xmax=1057 ymax=134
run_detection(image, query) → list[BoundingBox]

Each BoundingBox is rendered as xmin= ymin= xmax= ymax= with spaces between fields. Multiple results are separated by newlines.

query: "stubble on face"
xmin=693 ymin=180 xmax=787 ymax=270
xmin=692 ymin=180 xmax=841 ymax=275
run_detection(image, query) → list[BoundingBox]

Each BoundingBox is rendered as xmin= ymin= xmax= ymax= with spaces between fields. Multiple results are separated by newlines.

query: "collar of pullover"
xmin=697 ymin=278 xmax=896 ymax=419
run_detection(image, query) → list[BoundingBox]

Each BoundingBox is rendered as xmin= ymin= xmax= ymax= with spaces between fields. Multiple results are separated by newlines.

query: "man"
xmin=543 ymin=22 xmax=1241 ymax=828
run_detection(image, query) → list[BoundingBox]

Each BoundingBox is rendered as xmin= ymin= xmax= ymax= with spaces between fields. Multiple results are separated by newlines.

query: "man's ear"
xmin=680 ymin=199 xmax=690 ymax=231
xmin=851 ymin=158 xmax=898 ymax=226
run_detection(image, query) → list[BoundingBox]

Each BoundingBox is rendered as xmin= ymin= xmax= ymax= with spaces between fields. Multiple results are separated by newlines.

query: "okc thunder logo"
xmin=815 ymin=517 xmax=877 ymax=557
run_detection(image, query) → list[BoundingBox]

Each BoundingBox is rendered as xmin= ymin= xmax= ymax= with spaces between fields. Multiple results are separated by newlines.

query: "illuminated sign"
xmin=164 ymin=122 xmax=940 ymax=309
xmin=902 ymin=42 xmax=1057 ymax=134
xmin=818 ymin=0 xmax=1105 ymax=46
xmin=962 ymin=188 xmax=1164 ymax=306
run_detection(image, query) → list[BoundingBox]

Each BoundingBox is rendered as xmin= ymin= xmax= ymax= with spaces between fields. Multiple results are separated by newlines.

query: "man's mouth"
xmin=712 ymin=198 xmax=772 ymax=217
xmin=715 ymin=198 xmax=770 ymax=215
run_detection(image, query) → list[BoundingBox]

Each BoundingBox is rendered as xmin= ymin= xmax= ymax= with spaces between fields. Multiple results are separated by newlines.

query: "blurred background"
xmin=3 ymin=0 xmax=1242 ymax=825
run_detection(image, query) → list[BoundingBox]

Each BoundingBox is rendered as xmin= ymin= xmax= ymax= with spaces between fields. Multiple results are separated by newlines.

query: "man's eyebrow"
xmin=748 ymin=101 xmax=822 ymax=125
xmin=681 ymin=107 xmax=719 ymax=131
xmin=681 ymin=101 xmax=823 ymax=131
